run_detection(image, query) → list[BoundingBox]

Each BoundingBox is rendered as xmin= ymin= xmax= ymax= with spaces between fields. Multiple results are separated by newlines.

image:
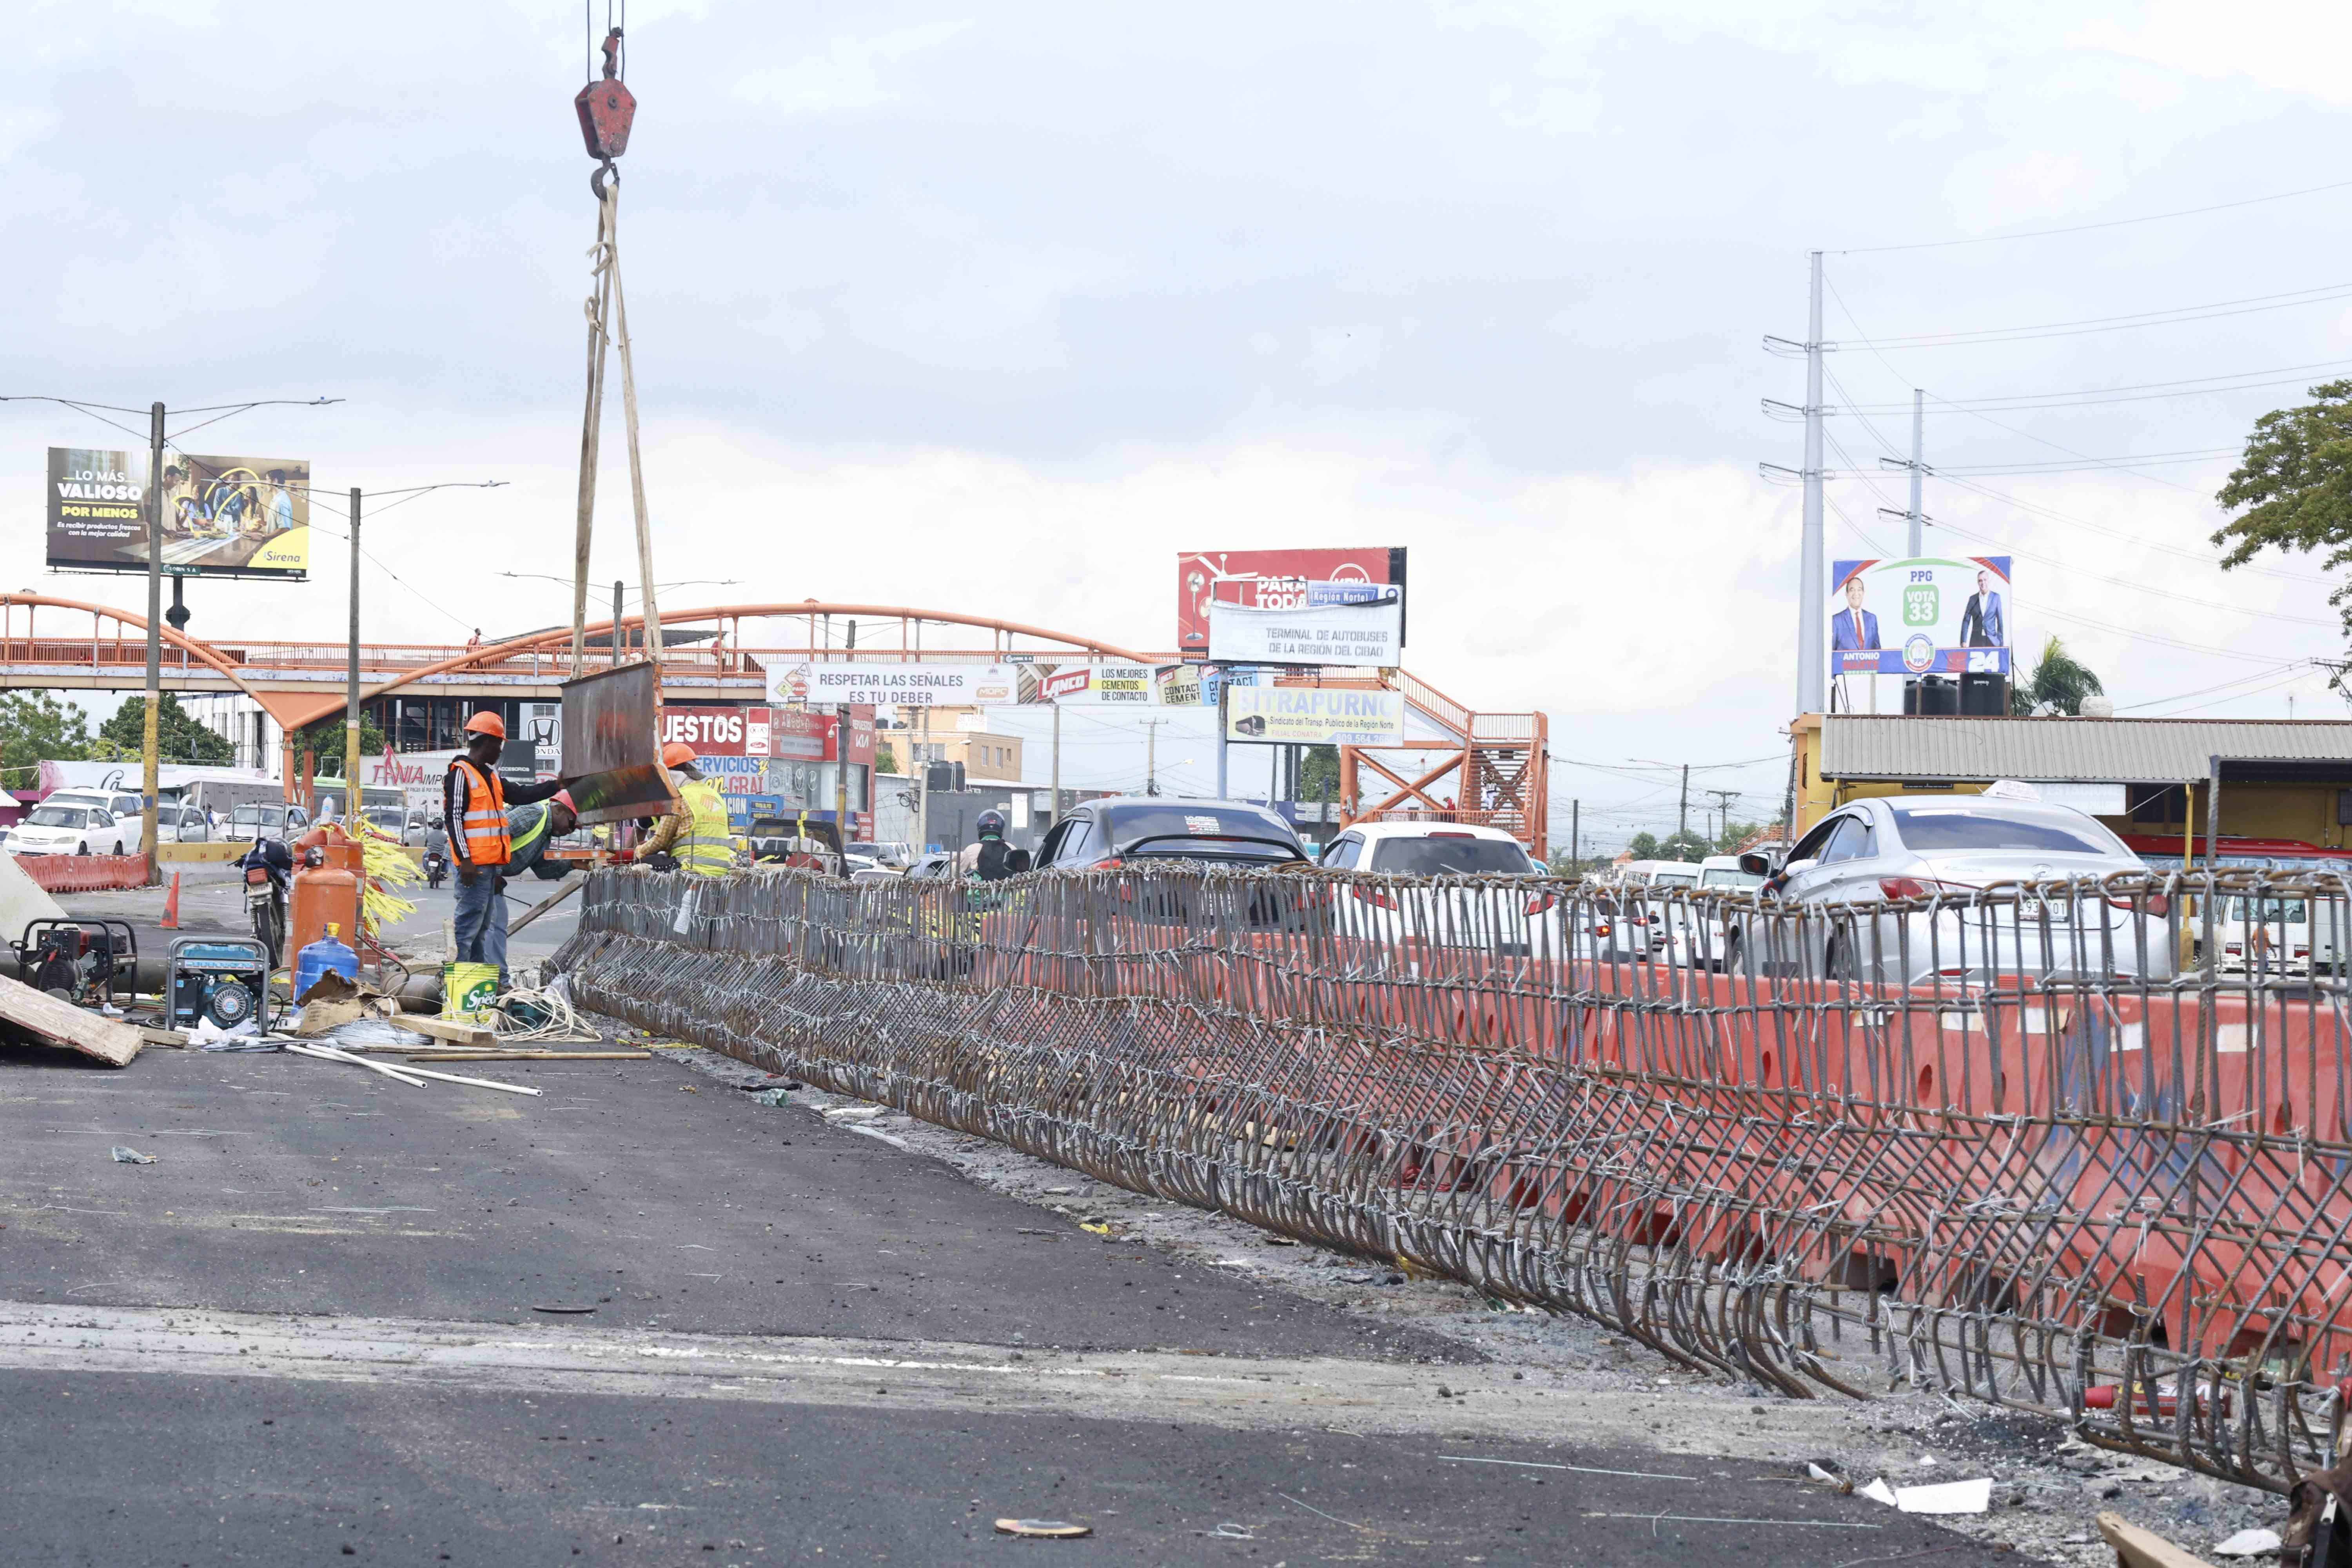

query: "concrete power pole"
xmin=1706 ymin=788 xmax=1740 ymax=851
xmin=345 ymin=487 xmax=363 ymax=823
xmin=1678 ymin=763 xmax=1690 ymax=842
xmin=1142 ymin=717 xmax=1167 ymax=796
xmin=1797 ymin=250 xmax=1826 ymax=718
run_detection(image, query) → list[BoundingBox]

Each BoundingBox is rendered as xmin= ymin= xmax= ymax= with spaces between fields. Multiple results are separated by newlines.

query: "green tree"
xmin=2008 ymin=635 xmax=2105 ymax=715
xmin=0 ymin=691 xmax=92 ymax=788
xmin=96 ymin=693 xmax=232 ymax=765
xmin=1713 ymin=818 xmax=1771 ymax=854
xmin=1297 ymin=744 xmax=1341 ymax=800
xmin=1658 ymin=828 xmax=1711 ymax=862
xmin=292 ymin=713 xmax=389 ymax=777
xmin=2214 ymin=379 xmax=2352 ymax=636
xmin=1627 ymin=830 xmax=1660 ymax=860
xmin=875 ymin=742 xmax=899 ymax=774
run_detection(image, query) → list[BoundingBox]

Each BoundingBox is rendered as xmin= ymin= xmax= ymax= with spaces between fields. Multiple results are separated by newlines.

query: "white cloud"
xmin=734 ymin=20 xmax=973 ymax=116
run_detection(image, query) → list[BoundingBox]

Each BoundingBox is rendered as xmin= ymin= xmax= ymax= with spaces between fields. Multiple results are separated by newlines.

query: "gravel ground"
xmin=652 ymin=1029 xmax=2295 ymax=1567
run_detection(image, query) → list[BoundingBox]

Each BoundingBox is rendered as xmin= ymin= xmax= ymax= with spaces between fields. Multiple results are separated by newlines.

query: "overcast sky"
xmin=8 ymin=1 xmax=2351 ymax=842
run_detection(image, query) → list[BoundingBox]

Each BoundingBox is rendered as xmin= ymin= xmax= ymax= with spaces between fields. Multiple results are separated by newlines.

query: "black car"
xmin=1032 ymin=797 xmax=1309 ymax=871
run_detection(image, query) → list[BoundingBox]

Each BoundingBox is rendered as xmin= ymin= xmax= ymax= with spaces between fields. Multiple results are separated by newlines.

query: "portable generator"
xmin=15 ymin=919 xmax=136 ymax=1009
xmin=166 ymin=936 xmax=272 ymax=1033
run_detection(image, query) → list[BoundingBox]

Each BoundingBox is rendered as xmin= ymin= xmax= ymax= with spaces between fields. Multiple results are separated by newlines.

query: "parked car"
xmin=156 ymin=804 xmax=210 ymax=845
xmin=44 ymin=788 xmax=150 ymax=853
xmin=1743 ymin=797 xmax=2177 ymax=984
xmin=903 ymin=852 xmax=960 ymax=880
xmin=1318 ymin=822 xmax=1556 ymax=954
xmin=848 ymin=840 xmax=911 ymax=869
xmin=227 ymin=802 xmax=312 ymax=842
xmin=4 ymin=802 xmax=135 ymax=857
xmin=1033 ymin=797 xmax=1309 ymax=871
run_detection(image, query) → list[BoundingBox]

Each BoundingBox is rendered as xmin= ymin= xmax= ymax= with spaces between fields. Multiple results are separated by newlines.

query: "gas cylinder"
xmin=293 ymin=924 xmax=359 ymax=1003
xmin=288 ymin=822 xmax=363 ymax=969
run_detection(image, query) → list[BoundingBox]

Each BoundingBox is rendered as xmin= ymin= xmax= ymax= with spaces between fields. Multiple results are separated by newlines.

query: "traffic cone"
xmin=160 ymin=870 xmax=181 ymax=930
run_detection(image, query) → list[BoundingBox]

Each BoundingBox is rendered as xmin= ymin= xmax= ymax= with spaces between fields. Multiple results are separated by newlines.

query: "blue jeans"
xmin=452 ymin=866 xmax=510 ymax=990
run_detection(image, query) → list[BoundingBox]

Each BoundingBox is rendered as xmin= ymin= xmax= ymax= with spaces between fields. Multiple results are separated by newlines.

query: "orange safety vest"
xmin=451 ymin=759 xmax=510 ymax=866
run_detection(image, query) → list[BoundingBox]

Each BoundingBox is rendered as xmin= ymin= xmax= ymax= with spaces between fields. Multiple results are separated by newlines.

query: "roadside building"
xmin=1791 ymin=713 xmax=2352 ymax=867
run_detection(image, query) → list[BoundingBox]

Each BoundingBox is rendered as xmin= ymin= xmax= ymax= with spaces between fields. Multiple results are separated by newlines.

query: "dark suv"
xmin=1032 ymin=797 xmax=1309 ymax=871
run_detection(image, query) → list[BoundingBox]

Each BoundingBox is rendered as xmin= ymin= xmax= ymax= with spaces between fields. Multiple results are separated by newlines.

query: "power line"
xmin=1837 ymin=175 xmax=2352 ymax=255
xmin=1819 ymin=356 xmax=2352 ymax=415
xmin=1835 ymin=279 xmax=2352 ymax=350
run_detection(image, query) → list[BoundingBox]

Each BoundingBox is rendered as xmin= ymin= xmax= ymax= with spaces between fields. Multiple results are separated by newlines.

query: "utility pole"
xmin=345 ymin=487 xmax=363 ymax=823
xmin=1570 ymin=799 xmax=1579 ymax=875
xmin=140 ymin=402 xmax=164 ymax=887
xmin=1678 ymin=763 xmax=1690 ymax=841
xmin=1706 ymin=788 xmax=1740 ymax=852
xmin=1797 ymin=250 xmax=1826 ymax=718
xmin=612 ymin=580 xmax=624 ymax=667
xmin=1049 ymin=701 xmax=1061 ymax=831
xmin=1142 ymin=717 xmax=1167 ymax=796
xmin=1214 ymin=669 xmax=1230 ymax=799
xmin=833 ymin=620 xmax=854 ymax=864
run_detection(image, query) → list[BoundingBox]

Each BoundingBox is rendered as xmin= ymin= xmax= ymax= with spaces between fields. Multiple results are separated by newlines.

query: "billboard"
xmin=47 ymin=446 xmax=310 ymax=579
xmin=662 ymin=704 xmax=873 ymax=766
xmin=771 ymin=661 xmax=1017 ymax=708
xmin=1017 ymin=661 xmax=1163 ymax=705
xmin=1209 ymin=581 xmax=1403 ymax=667
xmin=1829 ymin=555 xmax=2013 ymax=677
xmin=1177 ymin=547 xmax=1405 ymax=656
xmin=1225 ymin=686 xmax=1405 ymax=746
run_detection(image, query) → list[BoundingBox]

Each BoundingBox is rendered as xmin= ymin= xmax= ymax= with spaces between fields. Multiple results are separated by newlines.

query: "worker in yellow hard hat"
xmin=445 ymin=709 xmax=573 ymax=987
xmin=637 ymin=740 xmax=737 ymax=875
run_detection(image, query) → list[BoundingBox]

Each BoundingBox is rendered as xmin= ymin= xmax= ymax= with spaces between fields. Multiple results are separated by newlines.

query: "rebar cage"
xmin=552 ymin=863 xmax=2352 ymax=1492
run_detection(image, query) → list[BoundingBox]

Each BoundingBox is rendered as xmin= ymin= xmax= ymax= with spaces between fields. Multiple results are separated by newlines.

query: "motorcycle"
xmin=238 ymin=838 xmax=292 ymax=964
xmin=424 ymin=848 xmax=449 ymax=890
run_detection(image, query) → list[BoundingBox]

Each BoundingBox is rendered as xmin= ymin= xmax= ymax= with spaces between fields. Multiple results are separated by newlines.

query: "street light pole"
xmin=140 ymin=401 xmax=164 ymax=886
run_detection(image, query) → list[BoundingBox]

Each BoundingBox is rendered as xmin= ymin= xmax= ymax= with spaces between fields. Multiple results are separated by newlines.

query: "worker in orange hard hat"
xmin=444 ymin=708 xmax=573 ymax=989
xmin=637 ymin=741 xmax=738 ymax=874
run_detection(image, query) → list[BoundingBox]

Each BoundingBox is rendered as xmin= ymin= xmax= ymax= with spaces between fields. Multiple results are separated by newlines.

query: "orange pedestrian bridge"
xmin=0 ymin=593 xmax=1548 ymax=854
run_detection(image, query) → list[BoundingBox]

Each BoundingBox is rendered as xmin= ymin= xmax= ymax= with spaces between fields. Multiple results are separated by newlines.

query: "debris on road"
xmin=1858 ymin=1475 xmax=1992 ymax=1514
xmin=2211 ymin=1524 xmax=2283 ymax=1557
xmin=109 ymin=1145 xmax=157 ymax=1164
xmin=2103 ymin=1511 xmax=2225 ymax=1566
xmin=0 ymin=969 xmax=142 ymax=1065
xmin=993 ymin=1519 xmax=1091 ymax=1539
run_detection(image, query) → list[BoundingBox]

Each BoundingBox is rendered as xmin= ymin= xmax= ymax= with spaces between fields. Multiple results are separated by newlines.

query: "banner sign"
xmin=662 ymin=704 xmax=872 ymax=766
xmin=1224 ymin=686 xmax=1405 ymax=746
xmin=47 ymin=446 xmax=311 ymax=579
xmin=1178 ymin=547 xmax=1405 ymax=656
xmin=1018 ymin=661 xmax=1162 ymax=705
xmin=1208 ymin=581 xmax=1403 ymax=667
xmin=1830 ymin=556 xmax=2014 ymax=677
xmin=771 ymin=661 xmax=1016 ymax=708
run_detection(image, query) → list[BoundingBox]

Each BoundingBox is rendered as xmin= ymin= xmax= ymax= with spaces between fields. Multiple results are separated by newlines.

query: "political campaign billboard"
xmin=1829 ymin=555 xmax=2013 ymax=678
xmin=1209 ymin=580 xmax=1403 ymax=667
xmin=47 ymin=446 xmax=310 ymax=579
xmin=1177 ymin=547 xmax=1405 ymax=656
xmin=1225 ymin=686 xmax=1405 ymax=746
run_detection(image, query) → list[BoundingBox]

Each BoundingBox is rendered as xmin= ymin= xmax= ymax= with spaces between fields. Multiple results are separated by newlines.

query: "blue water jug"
xmin=294 ymin=923 xmax=360 ymax=1003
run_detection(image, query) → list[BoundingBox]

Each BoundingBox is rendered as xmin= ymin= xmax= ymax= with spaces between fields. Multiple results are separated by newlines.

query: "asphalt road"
xmin=2 ymin=878 xmax=2019 ymax=1565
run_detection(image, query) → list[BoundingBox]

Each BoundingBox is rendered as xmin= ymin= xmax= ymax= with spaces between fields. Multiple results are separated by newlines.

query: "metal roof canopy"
xmin=1819 ymin=715 xmax=2352 ymax=784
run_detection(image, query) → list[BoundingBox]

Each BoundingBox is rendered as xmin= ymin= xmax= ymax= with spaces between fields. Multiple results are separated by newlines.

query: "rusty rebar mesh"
xmin=551 ymin=864 xmax=2352 ymax=1492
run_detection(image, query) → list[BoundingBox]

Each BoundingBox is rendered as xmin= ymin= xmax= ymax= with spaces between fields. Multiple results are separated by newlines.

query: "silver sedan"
xmin=1744 ymin=796 xmax=2178 ymax=985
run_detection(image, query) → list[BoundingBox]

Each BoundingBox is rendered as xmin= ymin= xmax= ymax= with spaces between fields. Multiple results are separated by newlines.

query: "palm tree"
xmin=2010 ymin=635 xmax=2105 ymax=715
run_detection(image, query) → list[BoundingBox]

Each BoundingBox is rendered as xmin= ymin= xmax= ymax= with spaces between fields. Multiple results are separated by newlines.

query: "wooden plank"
xmin=0 ymin=971 xmax=143 ymax=1066
xmin=403 ymin=1016 xmax=497 ymax=1047
xmin=2097 ymin=1512 xmax=2216 ymax=1568
xmin=138 ymin=1027 xmax=189 ymax=1049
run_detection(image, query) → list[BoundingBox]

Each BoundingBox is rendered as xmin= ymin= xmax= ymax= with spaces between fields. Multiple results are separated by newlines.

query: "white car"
xmin=44 ymin=788 xmax=150 ymax=853
xmin=1317 ymin=821 xmax=1559 ymax=955
xmin=5 ymin=802 xmax=135 ymax=857
xmin=155 ymin=804 xmax=210 ymax=844
xmin=1664 ymin=854 xmax=1766 ymax=969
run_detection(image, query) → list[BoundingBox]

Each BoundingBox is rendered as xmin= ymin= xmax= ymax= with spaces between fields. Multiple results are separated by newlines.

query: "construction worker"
xmin=445 ymin=711 xmax=571 ymax=989
xmin=637 ymin=741 xmax=737 ymax=876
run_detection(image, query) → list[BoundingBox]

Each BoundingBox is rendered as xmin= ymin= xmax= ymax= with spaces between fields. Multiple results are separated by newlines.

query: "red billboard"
xmin=1176 ymin=548 xmax=1406 ymax=656
xmin=662 ymin=705 xmax=874 ymax=765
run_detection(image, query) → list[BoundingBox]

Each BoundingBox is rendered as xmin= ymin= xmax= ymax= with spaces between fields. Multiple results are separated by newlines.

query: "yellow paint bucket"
xmin=443 ymin=961 xmax=500 ymax=1024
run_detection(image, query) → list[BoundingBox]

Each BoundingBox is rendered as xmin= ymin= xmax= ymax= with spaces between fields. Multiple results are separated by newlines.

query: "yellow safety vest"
xmin=678 ymin=778 xmax=737 ymax=877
